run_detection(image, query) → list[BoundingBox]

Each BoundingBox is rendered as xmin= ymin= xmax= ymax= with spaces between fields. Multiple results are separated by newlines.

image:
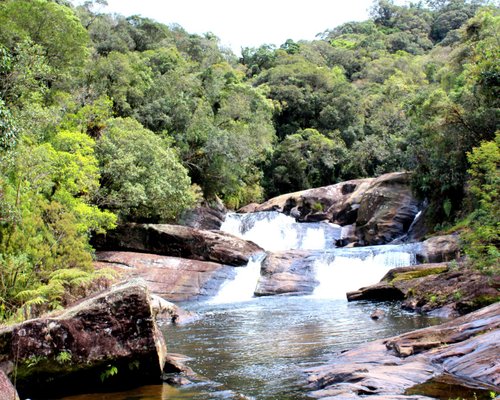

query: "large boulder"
xmin=248 ymin=172 xmax=421 ymax=245
xmin=96 ymin=251 xmax=237 ymax=302
xmin=354 ymin=172 xmax=420 ymax=245
xmin=0 ymin=282 xmax=167 ymax=398
xmin=347 ymin=263 xmax=500 ymax=317
xmin=93 ymin=223 xmax=263 ymax=266
xmin=254 ymin=250 xmax=318 ymax=296
xmin=416 ymin=234 xmax=461 ymax=263
xmin=178 ymin=198 xmax=227 ymax=230
xmin=306 ymin=302 xmax=500 ymax=399
xmin=255 ymin=178 xmax=374 ymax=224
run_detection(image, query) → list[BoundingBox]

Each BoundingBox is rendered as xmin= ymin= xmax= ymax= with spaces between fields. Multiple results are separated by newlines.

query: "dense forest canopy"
xmin=0 ymin=0 xmax=498 ymax=320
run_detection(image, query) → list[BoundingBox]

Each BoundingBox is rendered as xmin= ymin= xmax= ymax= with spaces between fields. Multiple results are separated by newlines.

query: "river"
xmin=59 ymin=212 xmax=444 ymax=400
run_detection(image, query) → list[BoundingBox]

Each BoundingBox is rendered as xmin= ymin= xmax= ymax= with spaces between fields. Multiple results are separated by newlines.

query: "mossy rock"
xmin=390 ymin=266 xmax=449 ymax=283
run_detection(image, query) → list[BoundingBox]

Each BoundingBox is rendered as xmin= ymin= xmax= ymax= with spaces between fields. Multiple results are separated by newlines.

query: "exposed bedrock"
xmin=0 ymin=282 xmax=170 ymax=398
xmin=95 ymin=251 xmax=237 ymax=302
xmin=254 ymin=250 xmax=318 ymax=296
xmin=306 ymin=302 xmax=500 ymax=399
xmin=93 ymin=223 xmax=263 ymax=266
xmin=347 ymin=263 xmax=499 ymax=317
xmin=247 ymin=172 xmax=421 ymax=245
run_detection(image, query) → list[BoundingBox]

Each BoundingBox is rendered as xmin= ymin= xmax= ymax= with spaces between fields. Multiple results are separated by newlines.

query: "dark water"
xmin=61 ymin=296 xmax=444 ymax=400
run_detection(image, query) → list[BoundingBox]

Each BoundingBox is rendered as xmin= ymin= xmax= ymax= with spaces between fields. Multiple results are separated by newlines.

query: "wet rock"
xmin=0 ymin=369 xmax=19 ymax=400
xmin=0 ymin=282 xmax=167 ymax=399
xmin=237 ymin=203 xmax=260 ymax=213
xmin=347 ymin=263 xmax=499 ymax=316
xmin=179 ymin=198 xmax=227 ymax=230
xmin=150 ymin=294 xmax=199 ymax=324
xmin=306 ymin=302 xmax=500 ymax=399
xmin=371 ymin=309 xmax=386 ymax=320
xmin=93 ymin=223 xmax=263 ymax=266
xmin=96 ymin=251 xmax=237 ymax=302
xmin=254 ymin=178 xmax=374 ymax=225
xmin=416 ymin=235 xmax=461 ymax=263
xmin=355 ymin=172 xmax=420 ymax=245
xmin=244 ymin=172 xmax=421 ymax=245
xmin=254 ymin=251 xmax=318 ymax=296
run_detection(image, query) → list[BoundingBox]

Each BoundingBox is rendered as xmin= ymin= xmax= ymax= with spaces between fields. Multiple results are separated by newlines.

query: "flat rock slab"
xmin=93 ymin=223 xmax=263 ymax=266
xmin=0 ymin=282 xmax=167 ymax=398
xmin=306 ymin=302 xmax=500 ymax=399
xmin=96 ymin=251 xmax=237 ymax=301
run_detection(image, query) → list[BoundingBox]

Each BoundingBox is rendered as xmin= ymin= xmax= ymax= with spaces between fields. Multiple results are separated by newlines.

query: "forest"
xmin=0 ymin=0 xmax=498 ymax=321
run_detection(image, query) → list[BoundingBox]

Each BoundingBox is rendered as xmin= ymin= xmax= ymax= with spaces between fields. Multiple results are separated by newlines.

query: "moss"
xmin=391 ymin=266 xmax=448 ymax=283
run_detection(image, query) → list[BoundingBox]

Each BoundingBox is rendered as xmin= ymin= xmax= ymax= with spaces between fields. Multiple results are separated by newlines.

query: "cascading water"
xmin=209 ymin=253 xmax=266 ymax=304
xmin=221 ymin=211 xmax=341 ymax=251
xmin=312 ymin=243 xmax=421 ymax=298
xmin=219 ymin=211 xmax=423 ymax=300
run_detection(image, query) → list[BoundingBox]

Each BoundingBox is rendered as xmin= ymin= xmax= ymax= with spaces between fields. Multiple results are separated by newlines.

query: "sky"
xmin=83 ymin=0 xmax=408 ymax=55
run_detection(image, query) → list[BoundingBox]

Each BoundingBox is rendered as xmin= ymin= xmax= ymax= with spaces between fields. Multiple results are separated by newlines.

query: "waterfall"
xmin=221 ymin=211 xmax=341 ymax=252
xmin=312 ymin=243 xmax=421 ymax=299
xmin=217 ymin=211 xmax=423 ymax=302
xmin=209 ymin=254 xmax=266 ymax=304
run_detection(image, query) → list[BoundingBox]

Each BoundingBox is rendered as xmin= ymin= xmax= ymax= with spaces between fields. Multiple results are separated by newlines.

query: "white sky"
xmin=83 ymin=0 xmax=409 ymax=55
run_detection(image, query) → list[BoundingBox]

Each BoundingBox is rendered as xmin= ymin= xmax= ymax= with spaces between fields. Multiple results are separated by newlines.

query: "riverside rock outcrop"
xmin=307 ymin=302 xmax=500 ymax=399
xmin=0 ymin=370 xmax=19 ymax=400
xmin=96 ymin=251 xmax=237 ymax=302
xmin=254 ymin=250 xmax=317 ymax=296
xmin=249 ymin=172 xmax=420 ymax=245
xmin=347 ymin=263 xmax=500 ymax=317
xmin=0 ymin=282 xmax=168 ymax=398
xmin=93 ymin=223 xmax=263 ymax=266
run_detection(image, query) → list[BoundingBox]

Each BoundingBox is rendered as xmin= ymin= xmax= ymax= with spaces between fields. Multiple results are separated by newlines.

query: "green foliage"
xmin=56 ymin=351 xmax=72 ymax=364
xmin=100 ymin=365 xmax=118 ymax=382
xmin=95 ymin=117 xmax=195 ymax=221
xmin=265 ymin=128 xmax=347 ymax=196
xmin=0 ymin=0 xmax=89 ymax=80
xmin=461 ymin=134 xmax=500 ymax=273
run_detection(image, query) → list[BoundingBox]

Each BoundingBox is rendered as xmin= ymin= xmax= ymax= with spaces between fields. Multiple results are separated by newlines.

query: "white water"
xmin=312 ymin=244 xmax=420 ymax=299
xmin=221 ymin=211 xmax=341 ymax=251
xmin=209 ymin=254 xmax=266 ymax=304
xmin=217 ymin=211 xmax=421 ymax=302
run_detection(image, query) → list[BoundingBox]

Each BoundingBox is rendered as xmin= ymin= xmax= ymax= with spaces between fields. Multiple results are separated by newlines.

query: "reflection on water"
xmin=58 ymin=296 xmax=444 ymax=400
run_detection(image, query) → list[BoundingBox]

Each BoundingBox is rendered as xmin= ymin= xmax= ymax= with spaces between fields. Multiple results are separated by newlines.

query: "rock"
xmin=347 ymin=263 xmax=500 ymax=316
xmin=178 ymin=198 xmax=227 ymax=230
xmin=0 ymin=282 xmax=167 ymax=399
xmin=416 ymin=235 xmax=461 ymax=263
xmin=247 ymin=172 xmax=421 ymax=245
xmin=355 ymin=172 xmax=420 ymax=245
xmin=371 ymin=309 xmax=386 ymax=320
xmin=0 ymin=369 xmax=19 ymax=400
xmin=254 ymin=250 xmax=318 ymax=296
xmin=237 ymin=203 xmax=260 ymax=213
xmin=254 ymin=178 xmax=374 ymax=225
xmin=306 ymin=302 xmax=500 ymax=399
xmin=93 ymin=223 xmax=263 ymax=266
xmin=96 ymin=251 xmax=237 ymax=301
xmin=150 ymin=294 xmax=199 ymax=324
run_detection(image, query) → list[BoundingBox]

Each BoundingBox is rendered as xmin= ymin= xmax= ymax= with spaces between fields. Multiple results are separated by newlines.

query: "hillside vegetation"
xmin=0 ymin=0 xmax=498 ymax=320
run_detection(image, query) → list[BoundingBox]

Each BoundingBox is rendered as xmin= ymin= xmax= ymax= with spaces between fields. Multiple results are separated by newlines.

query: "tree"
xmin=0 ymin=0 xmax=89 ymax=79
xmin=264 ymin=129 xmax=347 ymax=196
xmin=95 ymin=117 xmax=195 ymax=221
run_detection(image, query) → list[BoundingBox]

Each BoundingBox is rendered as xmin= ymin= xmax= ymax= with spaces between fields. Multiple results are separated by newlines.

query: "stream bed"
xmin=60 ymin=296 xmax=444 ymax=400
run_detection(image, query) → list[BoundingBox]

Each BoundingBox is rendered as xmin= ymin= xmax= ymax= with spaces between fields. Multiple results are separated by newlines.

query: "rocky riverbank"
xmin=0 ymin=281 xmax=190 ymax=399
xmin=307 ymin=302 xmax=500 ymax=399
